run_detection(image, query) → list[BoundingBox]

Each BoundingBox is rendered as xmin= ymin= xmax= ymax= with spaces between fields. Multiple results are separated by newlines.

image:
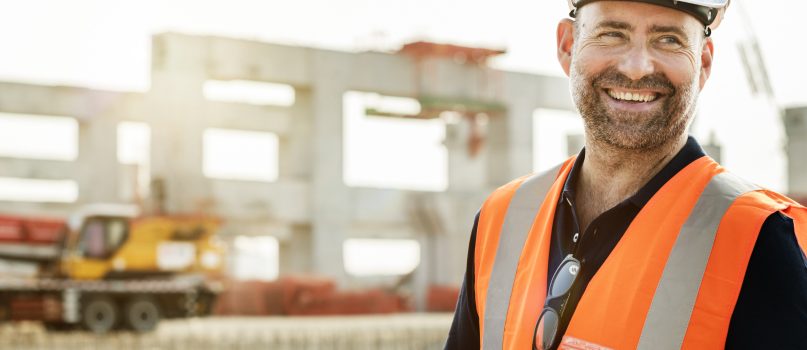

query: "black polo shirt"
xmin=446 ymin=136 xmax=807 ymax=349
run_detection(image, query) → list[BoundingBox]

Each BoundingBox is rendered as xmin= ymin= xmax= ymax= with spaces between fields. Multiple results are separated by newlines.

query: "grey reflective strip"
xmin=483 ymin=164 xmax=563 ymax=350
xmin=637 ymin=171 xmax=760 ymax=350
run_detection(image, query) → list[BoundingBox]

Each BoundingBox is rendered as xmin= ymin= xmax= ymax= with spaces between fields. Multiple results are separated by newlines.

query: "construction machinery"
xmin=0 ymin=204 xmax=225 ymax=333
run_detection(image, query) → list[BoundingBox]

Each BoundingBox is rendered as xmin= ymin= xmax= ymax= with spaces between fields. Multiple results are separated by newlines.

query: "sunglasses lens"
xmin=550 ymin=259 xmax=580 ymax=297
xmin=535 ymin=309 xmax=559 ymax=350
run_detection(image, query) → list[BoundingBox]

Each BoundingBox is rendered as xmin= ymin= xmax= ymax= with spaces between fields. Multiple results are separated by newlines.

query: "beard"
xmin=571 ymin=65 xmax=699 ymax=151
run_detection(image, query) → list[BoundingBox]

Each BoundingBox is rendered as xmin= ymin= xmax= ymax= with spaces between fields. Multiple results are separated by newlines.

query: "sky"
xmin=0 ymin=0 xmax=805 ymax=192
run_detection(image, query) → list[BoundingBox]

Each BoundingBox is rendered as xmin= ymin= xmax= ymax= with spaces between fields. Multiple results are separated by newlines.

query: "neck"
xmin=574 ymin=134 xmax=688 ymax=231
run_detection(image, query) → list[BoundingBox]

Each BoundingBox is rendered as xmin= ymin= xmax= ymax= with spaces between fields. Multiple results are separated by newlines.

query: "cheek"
xmin=654 ymin=53 xmax=700 ymax=87
xmin=571 ymin=50 xmax=612 ymax=78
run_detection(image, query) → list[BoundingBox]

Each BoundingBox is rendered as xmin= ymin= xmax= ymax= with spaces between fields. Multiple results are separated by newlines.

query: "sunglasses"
xmin=533 ymin=254 xmax=581 ymax=350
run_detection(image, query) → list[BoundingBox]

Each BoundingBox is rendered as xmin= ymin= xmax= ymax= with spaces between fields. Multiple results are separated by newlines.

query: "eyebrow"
xmin=648 ymin=24 xmax=687 ymax=37
xmin=593 ymin=20 xmax=689 ymax=37
xmin=594 ymin=20 xmax=633 ymax=31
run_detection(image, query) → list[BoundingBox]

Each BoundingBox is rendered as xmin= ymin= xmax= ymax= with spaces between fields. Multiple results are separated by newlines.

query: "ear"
xmin=557 ymin=19 xmax=576 ymax=76
xmin=699 ymin=37 xmax=714 ymax=89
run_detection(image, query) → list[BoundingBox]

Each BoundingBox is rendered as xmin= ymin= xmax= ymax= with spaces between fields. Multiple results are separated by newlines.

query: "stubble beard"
xmin=571 ymin=64 xmax=699 ymax=152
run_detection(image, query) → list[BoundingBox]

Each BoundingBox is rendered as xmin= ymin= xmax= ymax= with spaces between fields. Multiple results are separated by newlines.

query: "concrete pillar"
xmin=276 ymin=90 xmax=315 ymax=276
xmin=76 ymin=117 xmax=118 ymax=203
xmin=486 ymin=114 xmax=511 ymax=186
xmin=407 ymin=191 xmax=450 ymax=311
xmin=309 ymin=50 xmax=351 ymax=284
xmin=279 ymin=225 xmax=313 ymax=275
xmin=445 ymin=116 xmax=487 ymax=191
xmin=279 ymin=89 xmax=313 ymax=181
xmin=443 ymin=115 xmax=489 ymax=288
xmin=502 ymin=98 xmax=537 ymax=180
xmin=785 ymin=107 xmax=807 ymax=196
xmin=148 ymin=34 xmax=211 ymax=214
xmin=412 ymin=232 xmax=431 ymax=312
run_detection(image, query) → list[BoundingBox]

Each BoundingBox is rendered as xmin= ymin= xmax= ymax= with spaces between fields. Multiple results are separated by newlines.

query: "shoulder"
xmin=727 ymin=211 xmax=807 ymax=348
xmin=749 ymin=211 xmax=806 ymax=292
xmin=755 ymin=211 xmax=805 ymax=268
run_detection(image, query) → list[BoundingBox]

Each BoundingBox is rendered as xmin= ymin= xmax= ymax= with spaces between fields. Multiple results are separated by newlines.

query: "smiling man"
xmin=445 ymin=1 xmax=807 ymax=349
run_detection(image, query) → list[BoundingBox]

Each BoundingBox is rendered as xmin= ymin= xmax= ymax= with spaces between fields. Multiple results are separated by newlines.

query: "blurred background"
xmin=0 ymin=0 xmax=804 ymax=349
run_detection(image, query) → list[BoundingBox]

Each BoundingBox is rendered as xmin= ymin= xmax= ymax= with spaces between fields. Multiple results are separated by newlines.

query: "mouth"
xmin=605 ymin=88 xmax=659 ymax=103
xmin=600 ymin=87 xmax=666 ymax=112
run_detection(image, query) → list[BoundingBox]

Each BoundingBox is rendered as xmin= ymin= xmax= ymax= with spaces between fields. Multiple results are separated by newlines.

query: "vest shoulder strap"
xmin=475 ymin=159 xmax=574 ymax=349
xmin=639 ymin=170 xmax=763 ymax=349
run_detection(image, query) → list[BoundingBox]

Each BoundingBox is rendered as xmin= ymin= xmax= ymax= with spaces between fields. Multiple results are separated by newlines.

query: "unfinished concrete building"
xmin=0 ymin=33 xmax=577 ymax=308
xmin=786 ymin=107 xmax=807 ymax=200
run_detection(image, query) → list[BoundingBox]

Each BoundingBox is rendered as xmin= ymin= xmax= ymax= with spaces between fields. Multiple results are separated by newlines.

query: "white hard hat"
xmin=567 ymin=0 xmax=729 ymax=36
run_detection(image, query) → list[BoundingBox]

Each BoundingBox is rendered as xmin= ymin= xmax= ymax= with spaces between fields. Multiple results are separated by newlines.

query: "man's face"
xmin=557 ymin=1 xmax=714 ymax=151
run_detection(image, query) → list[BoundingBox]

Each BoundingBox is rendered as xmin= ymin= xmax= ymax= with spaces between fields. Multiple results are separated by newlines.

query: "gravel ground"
xmin=0 ymin=314 xmax=453 ymax=350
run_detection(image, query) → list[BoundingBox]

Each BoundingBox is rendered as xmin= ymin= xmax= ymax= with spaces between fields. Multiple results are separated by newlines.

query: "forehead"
xmin=576 ymin=1 xmax=702 ymax=33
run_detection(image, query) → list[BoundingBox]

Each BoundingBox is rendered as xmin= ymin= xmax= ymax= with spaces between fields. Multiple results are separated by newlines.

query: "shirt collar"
xmin=560 ymin=136 xmax=708 ymax=208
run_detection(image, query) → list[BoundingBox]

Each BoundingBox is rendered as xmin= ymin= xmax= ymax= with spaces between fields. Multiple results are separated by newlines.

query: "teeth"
xmin=607 ymin=90 xmax=657 ymax=102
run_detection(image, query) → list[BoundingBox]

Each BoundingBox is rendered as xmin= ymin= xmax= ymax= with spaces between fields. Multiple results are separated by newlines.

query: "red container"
xmin=0 ymin=215 xmax=64 ymax=244
xmin=214 ymin=275 xmax=409 ymax=316
xmin=286 ymin=288 xmax=408 ymax=315
xmin=24 ymin=219 xmax=65 ymax=244
xmin=214 ymin=280 xmax=286 ymax=316
xmin=427 ymin=285 xmax=460 ymax=312
xmin=0 ymin=216 xmax=24 ymax=242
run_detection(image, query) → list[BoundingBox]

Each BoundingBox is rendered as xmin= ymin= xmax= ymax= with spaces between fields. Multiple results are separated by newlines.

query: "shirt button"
xmin=573 ymin=233 xmax=579 ymax=243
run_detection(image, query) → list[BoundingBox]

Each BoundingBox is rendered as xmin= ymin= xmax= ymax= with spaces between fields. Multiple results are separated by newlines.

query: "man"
xmin=445 ymin=1 xmax=807 ymax=349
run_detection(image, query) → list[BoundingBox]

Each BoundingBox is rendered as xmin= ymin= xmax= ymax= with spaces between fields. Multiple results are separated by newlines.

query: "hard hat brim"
xmin=567 ymin=0 xmax=726 ymax=29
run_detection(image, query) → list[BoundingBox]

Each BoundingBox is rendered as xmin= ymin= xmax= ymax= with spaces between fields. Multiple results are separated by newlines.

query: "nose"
xmin=617 ymin=44 xmax=656 ymax=81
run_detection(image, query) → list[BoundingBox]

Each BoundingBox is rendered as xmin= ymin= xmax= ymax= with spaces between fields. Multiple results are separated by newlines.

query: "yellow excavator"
xmin=60 ymin=204 xmax=225 ymax=280
xmin=0 ymin=204 xmax=225 ymax=334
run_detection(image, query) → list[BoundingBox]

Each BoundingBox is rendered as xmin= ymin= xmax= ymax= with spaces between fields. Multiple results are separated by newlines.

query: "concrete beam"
xmin=0 ymin=202 xmax=76 ymax=218
xmin=0 ymin=158 xmax=78 ymax=179
xmin=0 ymin=82 xmax=143 ymax=122
xmin=205 ymin=35 xmax=312 ymax=87
xmin=350 ymin=188 xmax=412 ymax=225
xmin=156 ymin=33 xmax=575 ymax=110
xmin=208 ymin=179 xmax=310 ymax=224
xmin=503 ymin=72 xmax=575 ymax=112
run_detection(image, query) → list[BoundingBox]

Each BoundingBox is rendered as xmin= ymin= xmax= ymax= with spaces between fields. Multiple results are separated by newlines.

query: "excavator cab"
xmin=76 ymin=216 xmax=129 ymax=260
xmin=61 ymin=204 xmax=225 ymax=280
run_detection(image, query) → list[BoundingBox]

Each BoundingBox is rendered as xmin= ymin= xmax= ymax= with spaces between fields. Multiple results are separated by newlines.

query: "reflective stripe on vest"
xmin=482 ymin=164 xmax=564 ymax=350
xmin=476 ymin=156 xmax=807 ymax=349
xmin=636 ymin=171 xmax=759 ymax=349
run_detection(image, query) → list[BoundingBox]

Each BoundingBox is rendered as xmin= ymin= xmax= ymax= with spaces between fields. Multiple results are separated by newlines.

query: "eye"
xmin=599 ymin=31 xmax=625 ymax=39
xmin=658 ymin=35 xmax=683 ymax=45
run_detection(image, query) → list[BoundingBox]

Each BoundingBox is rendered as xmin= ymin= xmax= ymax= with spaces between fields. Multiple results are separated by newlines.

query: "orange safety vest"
xmin=474 ymin=156 xmax=807 ymax=350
